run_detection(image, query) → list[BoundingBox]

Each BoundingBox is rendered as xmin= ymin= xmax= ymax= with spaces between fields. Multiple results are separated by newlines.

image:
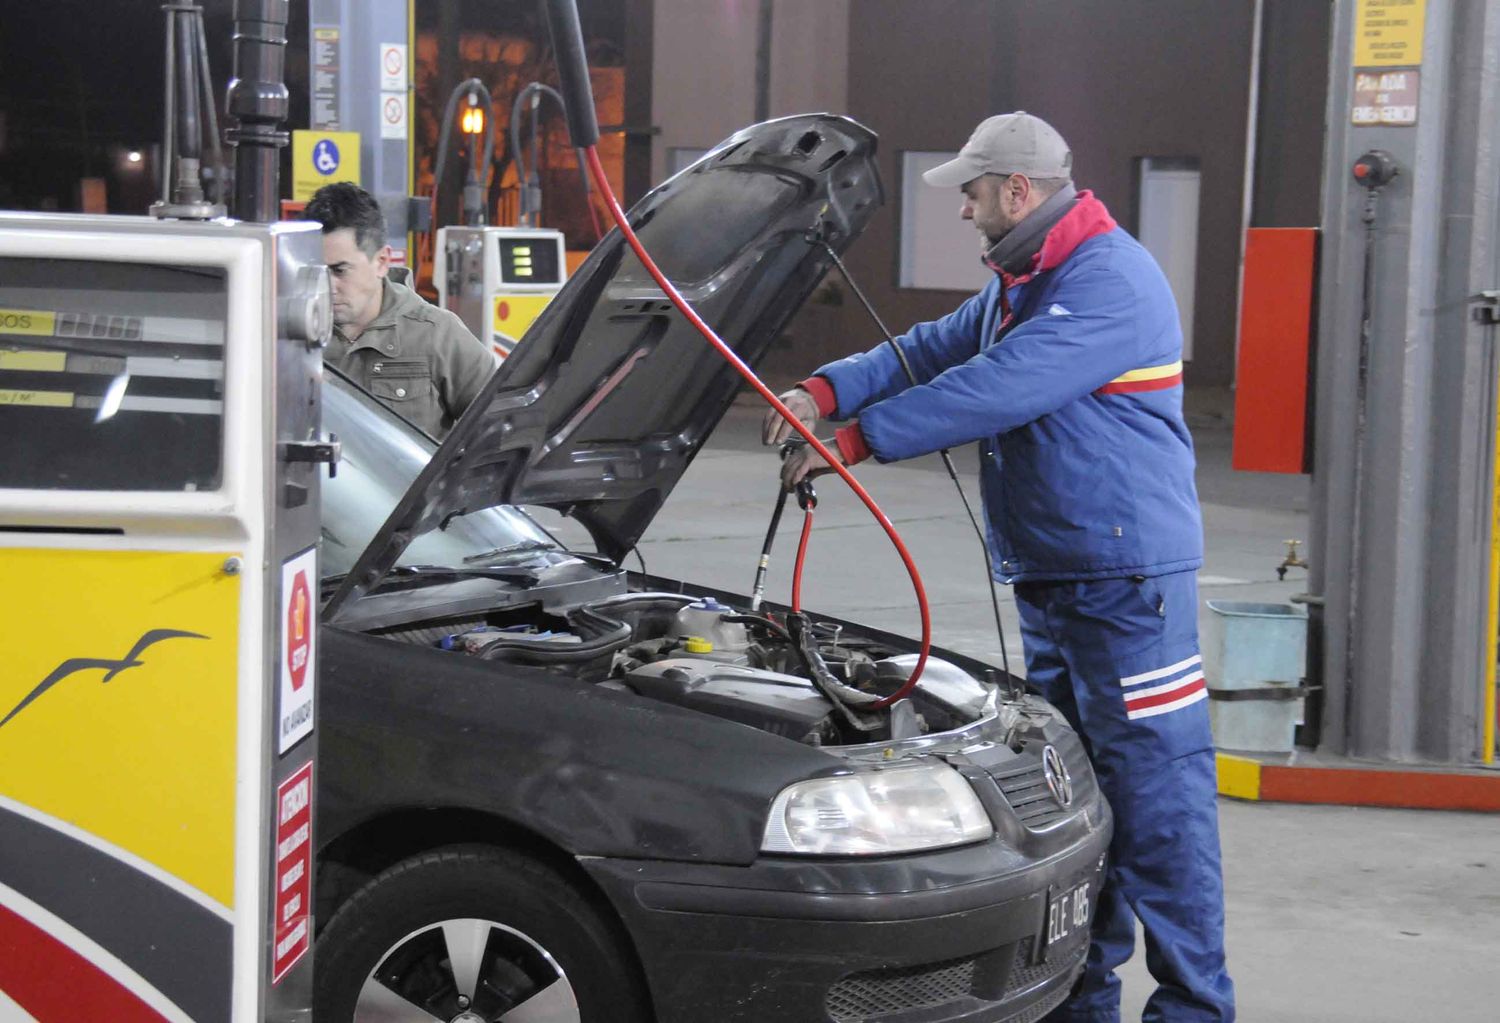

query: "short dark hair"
xmin=304 ymin=182 xmax=387 ymax=258
xmin=980 ymin=172 xmax=1072 ymax=200
xmin=1028 ymin=176 xmax=1073 ymax=199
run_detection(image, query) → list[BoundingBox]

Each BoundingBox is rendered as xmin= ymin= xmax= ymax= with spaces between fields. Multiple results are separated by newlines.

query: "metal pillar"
xmin=1311 ymin=0 xmax=1500 ymax=763
xmin=307 ymin=0 xmax=412 ymax=247
xmin=226 ymin=0 xmax=291 ymax=223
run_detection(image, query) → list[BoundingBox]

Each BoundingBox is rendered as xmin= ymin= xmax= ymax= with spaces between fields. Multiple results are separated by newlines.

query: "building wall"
xmin=648 ymin=0 xmax=1330 ymax=388
xmin=768 ymin=0 xmax=849 ymax=119
xmin=650 ymin=0 xmax=848 ymax=186
xmin=793 ymin=0 xmax=1005 ymax=377
xmin=810 ymin=0 xmax=1256 ymax=386
xmin=1253 ymin=0 xmax=1332 ymax=228
xmin=651 ymin=0 xmax=759 ymax=185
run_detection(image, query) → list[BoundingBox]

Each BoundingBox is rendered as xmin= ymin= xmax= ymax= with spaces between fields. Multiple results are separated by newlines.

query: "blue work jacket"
xmin=811 ymin=192 xmax=1203 ymax=583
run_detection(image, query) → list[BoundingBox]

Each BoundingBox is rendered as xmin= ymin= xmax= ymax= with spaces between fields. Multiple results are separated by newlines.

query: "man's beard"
xmin=981 ymin=223 xmax=1011 ymax=249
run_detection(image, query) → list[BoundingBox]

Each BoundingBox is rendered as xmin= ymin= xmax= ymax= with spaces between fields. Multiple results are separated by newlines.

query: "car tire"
xmin=314 ymin=844 xmax=651 ymax=1023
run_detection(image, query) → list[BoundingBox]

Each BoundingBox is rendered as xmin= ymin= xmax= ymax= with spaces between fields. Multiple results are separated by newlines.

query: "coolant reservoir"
xmin=671 ymin=598 xmax=751 ymax=654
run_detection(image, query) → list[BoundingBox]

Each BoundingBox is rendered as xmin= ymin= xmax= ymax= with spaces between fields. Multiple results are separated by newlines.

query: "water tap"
xmin=1276 ymin=539 xmax=1309 ymax=581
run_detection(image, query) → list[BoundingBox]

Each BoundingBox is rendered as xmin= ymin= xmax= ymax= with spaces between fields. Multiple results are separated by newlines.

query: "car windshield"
xmin=320 ymin=371 xmax=557 ymax=578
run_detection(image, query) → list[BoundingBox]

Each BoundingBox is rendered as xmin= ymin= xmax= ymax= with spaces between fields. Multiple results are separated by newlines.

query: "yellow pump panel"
xmin=0 ymin=549 xmax=241 ymax=907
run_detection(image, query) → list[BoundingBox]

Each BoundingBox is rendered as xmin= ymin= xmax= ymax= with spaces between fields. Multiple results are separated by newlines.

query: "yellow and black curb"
xmin=1216 ymin=752 xmax=1500 ymax=812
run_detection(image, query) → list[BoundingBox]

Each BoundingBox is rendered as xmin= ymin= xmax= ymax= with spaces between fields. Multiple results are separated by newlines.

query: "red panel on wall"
xmin=1233 ymin=228 xmax=1317 ymax=474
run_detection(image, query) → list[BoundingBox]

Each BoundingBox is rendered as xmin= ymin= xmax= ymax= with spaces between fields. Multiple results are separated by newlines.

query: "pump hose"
xmin=791 ymin=507 xmax=814 ymax=613
xmin=580 ymin=145 xmax=930 ymax=707
xmin=540 ymin=0 xmax=926 ymax=707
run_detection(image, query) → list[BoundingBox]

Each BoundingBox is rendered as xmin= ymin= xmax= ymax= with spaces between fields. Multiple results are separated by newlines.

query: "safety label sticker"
xmin=0 ymin=308 xmax=57 ymax=336
xmin=271 ymin=760 xmax=313 ymax=984
xmin=291 ymin=130 xmax=361 ymax=202
xmin=0 ymin=350 xmax=66 ymax=372
xmin=379 ymin=42 xmax=406 ymax=92
xmin=277 ymin=547 xmax=317 ymax=754
xmin=380 ymin=92 xmax=408 ymax=141
xmin=0 ymin=389 xmax=72 ymax=407
xmin=1352 ymin=69 xmax=1419 ymax=126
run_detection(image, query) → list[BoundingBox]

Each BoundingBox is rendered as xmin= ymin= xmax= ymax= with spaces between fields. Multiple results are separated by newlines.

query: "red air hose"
xmin=580 ymin=146 xmax=929 ymax=706
xmin=791 ymin=508 xmax=815 ymax=614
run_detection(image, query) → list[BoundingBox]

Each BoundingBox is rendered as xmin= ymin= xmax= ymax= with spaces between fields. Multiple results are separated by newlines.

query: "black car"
xmin=313 ymin=114 xmax=1111 ymax=1023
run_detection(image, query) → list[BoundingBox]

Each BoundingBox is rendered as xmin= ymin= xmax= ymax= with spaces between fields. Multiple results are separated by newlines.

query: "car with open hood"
xmin=312 ymin=114 xmax=1112 ymax=1023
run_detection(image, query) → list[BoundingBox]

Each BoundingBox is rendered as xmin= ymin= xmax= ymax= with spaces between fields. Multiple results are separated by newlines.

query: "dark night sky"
xmin=0 ymin=0 xmax=300 ymax=210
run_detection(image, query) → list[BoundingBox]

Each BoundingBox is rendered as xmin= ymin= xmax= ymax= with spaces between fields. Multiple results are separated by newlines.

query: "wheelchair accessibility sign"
xmin=313 ymin=139 xmax=340 ymax=174
xmin=292 ymin=129 xmax=361 ymax=201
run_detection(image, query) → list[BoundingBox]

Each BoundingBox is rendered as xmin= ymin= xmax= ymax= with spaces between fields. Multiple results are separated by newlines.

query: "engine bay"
xmin=371 ymin=591 xmax=1045 ymax=747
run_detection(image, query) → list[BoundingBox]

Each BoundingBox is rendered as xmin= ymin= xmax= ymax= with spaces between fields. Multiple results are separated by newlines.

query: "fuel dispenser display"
xmin=0 ymin=213 xmax=332 ymax=1023
xmin=434 ymin=226 xmax=567 ymax=359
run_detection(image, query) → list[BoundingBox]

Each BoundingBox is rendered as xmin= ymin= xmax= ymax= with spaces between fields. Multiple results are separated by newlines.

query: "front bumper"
xmin=581 ymin=805 xmax=1111 ymax=1023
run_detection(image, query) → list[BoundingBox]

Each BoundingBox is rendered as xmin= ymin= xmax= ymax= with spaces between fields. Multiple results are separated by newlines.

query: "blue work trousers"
xmin=1021 ymin=571 xmax=1235 ymax=1023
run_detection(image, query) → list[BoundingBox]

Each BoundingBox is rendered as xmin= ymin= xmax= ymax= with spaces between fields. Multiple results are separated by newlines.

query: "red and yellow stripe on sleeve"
xmin=1096 ymin=360 xmax=1183 ymax=395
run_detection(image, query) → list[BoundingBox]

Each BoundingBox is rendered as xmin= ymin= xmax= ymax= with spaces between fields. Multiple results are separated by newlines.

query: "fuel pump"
xmin=436 ymin=224 xmax=568 ymax=358
xmin=431 ymin=81 xmax=569 ymax=360
xmin=0 ymin=3 xmax=330 ymax=1020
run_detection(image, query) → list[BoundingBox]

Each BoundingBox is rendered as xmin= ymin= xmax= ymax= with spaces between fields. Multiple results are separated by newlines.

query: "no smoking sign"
xmin=379 ymin=40 xmax=408 ymax=140
xmin=380 ymin=92 xmax=408 ymax=140
xmin=379 ymin=42 xmax=406 ymax=91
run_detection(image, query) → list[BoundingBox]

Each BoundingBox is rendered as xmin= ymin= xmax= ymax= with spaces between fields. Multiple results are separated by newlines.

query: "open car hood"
xmin=325 ymin=114 xmax=883 ymax=618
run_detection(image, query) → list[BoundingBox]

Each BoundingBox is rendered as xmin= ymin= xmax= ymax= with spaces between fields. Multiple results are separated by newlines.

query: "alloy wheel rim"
xmin=355 ymin=917 xmax=581 ymax=1023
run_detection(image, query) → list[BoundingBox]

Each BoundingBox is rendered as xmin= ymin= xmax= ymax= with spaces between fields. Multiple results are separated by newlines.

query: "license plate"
xmin=1044 ymin=878 xmax=1092 ymax=954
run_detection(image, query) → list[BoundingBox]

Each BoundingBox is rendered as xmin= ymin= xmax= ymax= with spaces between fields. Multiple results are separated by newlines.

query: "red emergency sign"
xmin=272 ymin=761 xmax=313 ymax=984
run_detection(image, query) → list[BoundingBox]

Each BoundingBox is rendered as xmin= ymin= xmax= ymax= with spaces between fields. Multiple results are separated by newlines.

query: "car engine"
xmin=390 ymin=592 xmax=1030 ymax=747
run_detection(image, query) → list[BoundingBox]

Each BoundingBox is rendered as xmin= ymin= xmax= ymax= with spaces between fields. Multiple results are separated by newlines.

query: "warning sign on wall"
xmin=291 ymin=130 xmax=361 ymax=202
xmin=312 ymin=26 xmax=341 ymax=129
xmin=271 ymin=760 xmax=313 ymax=984
xmin=379 ymin=42 xmax=407 ymax=92
xmin=1354 ymin=0 xmax=1426 ymax=68
xmin=277 ymin=547 xmax=317 ymax=753
xmin=1352 ymin=69 xmax=1420 ymax=126
xmin=381 ymin=92 xmax=408 ymax=141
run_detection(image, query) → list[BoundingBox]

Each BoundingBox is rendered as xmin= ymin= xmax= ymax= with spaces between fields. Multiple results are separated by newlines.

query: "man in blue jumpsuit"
xmin=767 ymin=112 xmax=1235 ymax=1022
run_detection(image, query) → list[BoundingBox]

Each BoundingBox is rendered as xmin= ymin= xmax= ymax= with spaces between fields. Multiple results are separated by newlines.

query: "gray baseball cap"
xmin=922 ymin=112 xmax=1073 ymax=187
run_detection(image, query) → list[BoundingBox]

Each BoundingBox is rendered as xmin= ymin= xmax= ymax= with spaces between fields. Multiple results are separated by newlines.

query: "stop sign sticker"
xmin=287 ymin=572 xmax=311 ymax=691
xmin=278 ymin=548 xmax=318 ymax=753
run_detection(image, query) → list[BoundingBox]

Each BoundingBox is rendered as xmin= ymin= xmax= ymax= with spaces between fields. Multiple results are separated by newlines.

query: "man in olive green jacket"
xmin=305 ymin=183 xmax=495 ymax=439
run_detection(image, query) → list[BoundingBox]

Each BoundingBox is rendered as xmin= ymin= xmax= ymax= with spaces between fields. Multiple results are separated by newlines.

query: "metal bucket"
xmin=1203 ymin=601 xmax=1308 ymax=753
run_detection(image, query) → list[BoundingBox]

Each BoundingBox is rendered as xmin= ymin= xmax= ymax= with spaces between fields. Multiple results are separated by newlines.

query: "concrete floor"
xmin=533 ymin=390 xmax=1499 ymax=1022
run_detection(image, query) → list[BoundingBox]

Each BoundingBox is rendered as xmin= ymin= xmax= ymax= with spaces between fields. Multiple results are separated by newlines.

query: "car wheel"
xmin=315 ymin=845 xmax=650 ymax=1023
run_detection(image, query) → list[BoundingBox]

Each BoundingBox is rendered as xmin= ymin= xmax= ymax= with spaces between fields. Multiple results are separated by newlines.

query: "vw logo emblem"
xmin=1042 ymin=744 xmax=1073 ymax=808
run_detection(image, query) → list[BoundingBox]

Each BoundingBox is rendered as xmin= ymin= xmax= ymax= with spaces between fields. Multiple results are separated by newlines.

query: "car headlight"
xmin=761 ymin=760 xmax=993 ymax=856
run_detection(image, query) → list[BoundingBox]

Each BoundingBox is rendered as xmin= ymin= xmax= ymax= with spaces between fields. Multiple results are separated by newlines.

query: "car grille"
xmin=1004 ymin=938 xmax=1087 ymax=997
xmin=1007 ymin=985 xmax=1073 ymax=1023
xmin=992 ymin=760 xmax=1072 ymax=829
xmin=825 ymin=955 xmax=976 ymax=1021
xmin=823 ymin=938 xmax=1086 ymax=1022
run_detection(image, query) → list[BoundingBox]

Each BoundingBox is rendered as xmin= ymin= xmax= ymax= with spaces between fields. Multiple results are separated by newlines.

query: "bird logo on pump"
xmin=0 ymin=629 xmax=209 ymax=729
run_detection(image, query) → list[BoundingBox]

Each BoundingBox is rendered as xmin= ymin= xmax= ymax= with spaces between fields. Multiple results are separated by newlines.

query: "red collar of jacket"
xmin=990 ymin=190 xmax=1117 ymax=289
